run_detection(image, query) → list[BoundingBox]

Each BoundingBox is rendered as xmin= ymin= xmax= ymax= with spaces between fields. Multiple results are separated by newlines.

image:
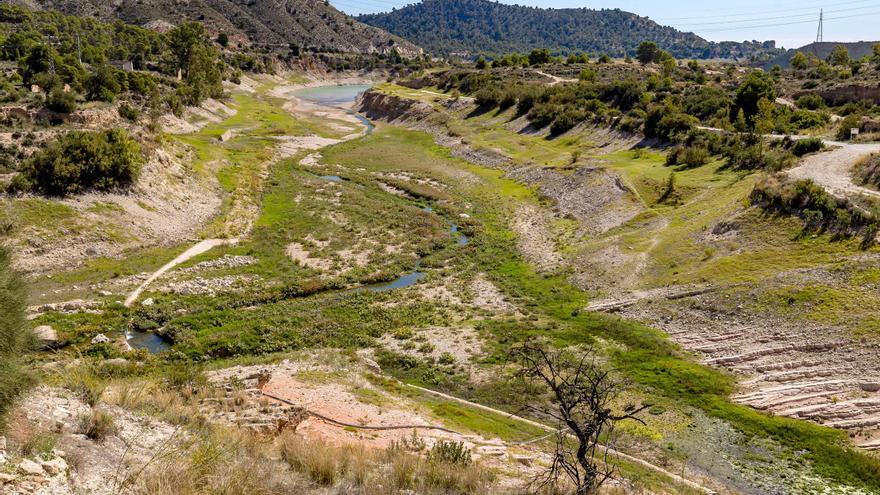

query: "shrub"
xmin=85 ymin=64 xmax=122 ymax=102
xmin=667 ymin=146 xmax=710 ymax=169
xmin=118 ymin=103 xmax=140 ymax=122
xmin=45 ymin=88 xmax=77 ymax=113
xmin=837 ymin=114 xmax=861 ymax=141
xmin=854 ymin=153 xmax=880 ymax=188
xmin=789 ymin=137 xmax=825 ymax=157
xmin=428 ymin=441 xmax=472 ymax=466
xmin=796 ymin=94 xmax=825 ymax=110
xmin=751 ymin=175 xmax=878 ymax=243
xmin=77 ymin=409 xmax=116 ymax=441
xmin=11 ymin=129 xmax=143 ymax=196
xmin=0 ymin=247 xmax=34 ymax=428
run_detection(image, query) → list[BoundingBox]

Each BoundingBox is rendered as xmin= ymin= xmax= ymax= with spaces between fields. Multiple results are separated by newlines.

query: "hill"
xmin=3 ymin=0 xmax=422 ymax=56
xmin=765 ymin=41 xmax=880 ymax=69
xmin=358 ymin=0 xmax=779 ymax=60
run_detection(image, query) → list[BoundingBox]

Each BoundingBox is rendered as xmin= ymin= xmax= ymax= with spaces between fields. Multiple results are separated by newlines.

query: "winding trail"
xmin=697 ymin=126 xmax=880 ymax=201
xmin=123 ymin=238 xmax=236 ymax=307
xmin=787 ymin=141 xmax=880 ymax=200
xmin=533 ymin=70 xmax=577 ymax=86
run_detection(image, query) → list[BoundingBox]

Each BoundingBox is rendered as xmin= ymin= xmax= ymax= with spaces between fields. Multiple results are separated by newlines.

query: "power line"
xmin=671 ymin=4 xmax=877 ymax=27
xmin=654 ymin=0 xmax=873 ymax=21
xmin=817 ymin=8 xmax=824 ymax=42
xmin=695 ymin=9 xmax=880 ymax=33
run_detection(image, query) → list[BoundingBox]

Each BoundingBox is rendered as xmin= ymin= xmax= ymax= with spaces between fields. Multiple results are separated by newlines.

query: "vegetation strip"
xmin=407 ymin=384 xmax=715 ymax=494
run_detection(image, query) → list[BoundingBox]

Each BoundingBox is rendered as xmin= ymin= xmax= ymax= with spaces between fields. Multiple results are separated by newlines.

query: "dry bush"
xmin=77 ymin=409 xmax=117 ymax=442
xmin=277 ymin=432 xmax=494 ymax=494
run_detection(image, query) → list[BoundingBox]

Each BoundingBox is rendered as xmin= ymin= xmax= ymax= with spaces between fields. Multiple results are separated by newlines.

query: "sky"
xmin=329 ymin=0 xmax=880 ymax=49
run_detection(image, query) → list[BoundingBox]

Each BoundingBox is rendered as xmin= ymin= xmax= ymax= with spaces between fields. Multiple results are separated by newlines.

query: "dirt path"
xmin=124 ymin=238 xmax=236 ymax=306
xmin=533 ymin=70 xmax=577 ymax=86
xmin=787 ymin=141 xmax=880 ymax=199
xmin=697 ymin=126 xmax=880 ymax=201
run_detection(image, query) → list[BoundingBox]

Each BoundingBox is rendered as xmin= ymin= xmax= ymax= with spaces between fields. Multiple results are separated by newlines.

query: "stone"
xmin=362 ymin=357 xmax=381 ymax=373
xmin=859 ymin=382 xmax=880 ymax=393
xmin=91 ymin=334 xmax=112 ymax=345
xmin=0 ymin=452 xmax=6 ymax=465
xmin=142 ymin=298 xmax=155 ymax=306
xmin=18 ymin=459 xmax=44 ymax=476
xmin=41 ymin=458 xmax=67 ymax=476
xmin=98 ymin=290 xmax=112 ymax=297
xmin=0 ymin=472 xmax=13 ymax=483
xmin=0 ymin=435 xmax=6 ymax=451
xmin=512 ymin=454 xmax=533 ymax=466
xmin=33 ymin=325 xmax=58 ymax=349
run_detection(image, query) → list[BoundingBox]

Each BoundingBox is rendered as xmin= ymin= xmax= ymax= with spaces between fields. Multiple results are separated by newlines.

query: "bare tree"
xmin=511 ymin=340 xmax=648 ymax=495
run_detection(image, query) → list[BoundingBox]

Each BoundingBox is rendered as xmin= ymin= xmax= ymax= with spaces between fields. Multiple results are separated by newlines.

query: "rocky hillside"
xmin=358 ymin=0 xmax=780 ymax=60
xmin=4 ymin=0 xmax=422 ymax=56
xmin=766 ymin=41 xmax=880 ymax=69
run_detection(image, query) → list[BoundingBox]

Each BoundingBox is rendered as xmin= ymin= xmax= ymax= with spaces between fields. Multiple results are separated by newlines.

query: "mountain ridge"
xmin=358 ymin=0 xmax=780 ymax=60
xmin=2 ymin=0 xmax=422 ymax=56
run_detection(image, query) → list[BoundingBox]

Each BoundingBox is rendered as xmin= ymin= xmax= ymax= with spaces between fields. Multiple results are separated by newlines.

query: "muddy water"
xmin=293 ymin=84 xmax=375 ymax=135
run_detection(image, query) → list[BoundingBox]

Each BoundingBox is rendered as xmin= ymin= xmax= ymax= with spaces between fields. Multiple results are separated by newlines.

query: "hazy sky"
xmin=331 ymin=0 xmax=880 ymax=49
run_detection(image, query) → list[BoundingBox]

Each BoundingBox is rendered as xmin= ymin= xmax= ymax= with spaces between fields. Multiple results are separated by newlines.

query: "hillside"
xmin=358 ymin=0 xmax=779 ymax=60
xmin=766 ymin=41 xmax=880 ymax=69
xmin=4 ymin=0 xmax=422 ymax=56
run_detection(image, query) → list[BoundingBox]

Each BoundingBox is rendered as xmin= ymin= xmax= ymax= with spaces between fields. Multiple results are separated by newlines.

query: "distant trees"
xmin=12 ymin=129 xmax=143 ymax=196
xmin=528 ymin=48 xmax=552 ymax=65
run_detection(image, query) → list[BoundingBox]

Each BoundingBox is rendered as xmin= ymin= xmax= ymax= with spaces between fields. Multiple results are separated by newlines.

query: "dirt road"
xmin=787 ymin=141 xmax=880 ymax=200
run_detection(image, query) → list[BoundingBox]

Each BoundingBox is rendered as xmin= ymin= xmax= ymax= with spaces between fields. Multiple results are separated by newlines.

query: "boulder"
xmin=0 ymin=472 xmax=13 ymax=483
xmin=91 ymin=334 xmax=112 ymax=345
xmin=18 ymin=459 xmax=44 ymax=476
xmin=0 ymin=435 xmax=6 ymax=451
xmin=859 ymin=382 xmax=880 ymax=393
xmin=33 ymin=325 xmax=58 ymax=349
xmin=41 ymin=458 xmax=67 ymax=476
xmin=142 ymin=298 xmax=155 ymax=306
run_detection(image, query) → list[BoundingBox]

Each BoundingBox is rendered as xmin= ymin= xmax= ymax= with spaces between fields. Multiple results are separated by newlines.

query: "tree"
xmin=528 ymin=48 xmax=552 ymax=66
xmin=828 ymin=45 xmax=850 ymax=67
xmin=636 ymin=41 xmax=659 ymax=64
xmin=85 ymin=64 xmax=121 ymax=102
xmin=733 ymin=71 xmax=776 ymax=126
xmin=511 ymin=341 xmax=648 ymax=495
xmin=790 ymin=51 xmax=809 ymax=70
xmin=19 ymin=43 xmax=57 ymax=85
xmin=216 ymin=32 xmax=229 ymax=47
xmin=475 ymin=56 xmax=487 ymax=69
xmin=167 ymin=22 xmax=207 ymax=75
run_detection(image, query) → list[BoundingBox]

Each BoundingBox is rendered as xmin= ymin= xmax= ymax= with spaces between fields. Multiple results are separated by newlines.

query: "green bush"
xmin=789 ymin=137 xmax=824 ymax=157
xmin=11 ymin=129 xmax=143 ymax=196
xmin=837 ymin=114 xmax=861 ymax=141
xmin=666 ymin=145 xmax=710 ymax=169
xmin=0 ymin=246 xmax=34 ymax=428
xmin=751 ymin=175 xmax=877 ymax=243
xmin=118 ymin=103 xmax=140 ymax=122
xmin=796 ymin=94 xmax=825 ymax=110
xmin=45 ymin=88 xmax=76 ymax=113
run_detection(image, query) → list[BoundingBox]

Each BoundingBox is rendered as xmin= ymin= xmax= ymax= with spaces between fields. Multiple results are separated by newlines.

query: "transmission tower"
xmin=816 ymin=9 xmax=823 ymax=43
